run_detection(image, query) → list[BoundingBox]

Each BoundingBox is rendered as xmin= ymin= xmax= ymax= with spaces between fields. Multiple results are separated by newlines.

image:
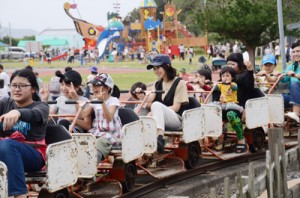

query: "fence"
xmin=210 ymin=128 xmax=300 ymax=198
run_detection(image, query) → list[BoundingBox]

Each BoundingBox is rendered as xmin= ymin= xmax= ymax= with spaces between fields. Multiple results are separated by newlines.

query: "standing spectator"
xmin=79 ymin=48 xmax=85 ymax=66
xmin=67 ymin=48 xmax=75 ymax=63
xmin=39 ymin=49 xmax=44 ymax=64
xmin=207 ymin=44 xmax=214 ymax=60
xmin=48 ymin=70 xmax=62 ymax=100
xmin=233 ymin=41 xmax=241 ymax=53
xmin=45 ymin=51 xmax=51 ymax=64
xmin=0 ymin=64 xmax=10 ymax=99
xmin=94 ymin=48 xmax=100 ymax=64
xmin=85 ymin=66 xmax=98 ymax=99
xmin=274 ymin=43 xmax=280 ymax=61
xmin=179 ymin=44 xmax=185 ymax=61
xmin=34 ymin=72 xmax=43 ymax=91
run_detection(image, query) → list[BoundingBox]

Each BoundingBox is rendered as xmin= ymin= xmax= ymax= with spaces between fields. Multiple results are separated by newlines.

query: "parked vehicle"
xmin=1 ymin=47 xmax=36 ymax=59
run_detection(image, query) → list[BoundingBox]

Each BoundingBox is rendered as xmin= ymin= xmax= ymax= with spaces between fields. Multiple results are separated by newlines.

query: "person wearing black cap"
xmin=41 ymin=70 xmax=92 ymax=133
xmin=142 ymin=54 xmax=189 ymax=154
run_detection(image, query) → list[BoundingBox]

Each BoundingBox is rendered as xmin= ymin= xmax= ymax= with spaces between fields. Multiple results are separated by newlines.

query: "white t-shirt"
xmin=0 ymin=71 xmax=10 ymax=99
xmin=88 ymin=96 xmax=122 ymax=143
xmin=51 ymin=95 xmax=89 ymax=115
xmin=275 ymin=45 xmax=280 ymax=56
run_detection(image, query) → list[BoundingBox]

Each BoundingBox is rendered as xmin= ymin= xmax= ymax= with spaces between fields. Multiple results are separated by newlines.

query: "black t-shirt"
xmin=235 ymin=70 xmax=255 ymax=108
xmin=0 ymin=98 xmax=49 ymax=141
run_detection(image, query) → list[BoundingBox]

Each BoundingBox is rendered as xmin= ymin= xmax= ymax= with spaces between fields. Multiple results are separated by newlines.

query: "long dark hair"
xmin=226 ymin=53 xmax=246 ymax=73
xmin=161 ymin=63 xmax=177 ymax=80
xmin=10 ymin=69 xmax=41 ymax=101
xmin=130 ymin=82 xmax=147 ymax=100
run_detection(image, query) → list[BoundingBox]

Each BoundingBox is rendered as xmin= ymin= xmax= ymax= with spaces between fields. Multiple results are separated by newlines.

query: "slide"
xmin=97 ymin=30 xmax=121 ymax=59
xmin=48 ymin=48 xmax=80 ymax=61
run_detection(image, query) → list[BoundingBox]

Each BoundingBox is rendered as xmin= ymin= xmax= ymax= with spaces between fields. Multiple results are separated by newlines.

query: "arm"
xmin=231 ymin=82 xmax=238 ymax=91
xmin=244 ymin=70 xmax=255 ymax=91
xmin=171 ymin=80 xmax=189 ymax=112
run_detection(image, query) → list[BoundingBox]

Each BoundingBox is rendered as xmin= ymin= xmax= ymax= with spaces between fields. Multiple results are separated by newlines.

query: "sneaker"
xmin=285 ymin=112 xmax=300 ymax=123
xmin=157 ymin=135 xmax=165 ymax=154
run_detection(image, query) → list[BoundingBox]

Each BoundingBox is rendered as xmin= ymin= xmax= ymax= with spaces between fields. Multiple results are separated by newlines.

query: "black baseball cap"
xmin=58 ymin=70 xmax=82 ymax=86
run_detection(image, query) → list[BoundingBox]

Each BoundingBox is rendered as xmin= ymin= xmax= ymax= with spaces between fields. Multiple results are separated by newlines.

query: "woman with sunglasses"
xmin=0 ymin=69 xmax=49 ymax=198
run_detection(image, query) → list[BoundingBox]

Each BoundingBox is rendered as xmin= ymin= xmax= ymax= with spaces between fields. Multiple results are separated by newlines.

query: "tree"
xmin=195 ymin=0 xmax=282 ymax=66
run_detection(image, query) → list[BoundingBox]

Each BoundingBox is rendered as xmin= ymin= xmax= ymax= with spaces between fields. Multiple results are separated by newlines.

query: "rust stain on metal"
xmin=0 ymin=168 xmax=4 ymax=177
xmin=79 ymin=141 xmax=88 ymax=146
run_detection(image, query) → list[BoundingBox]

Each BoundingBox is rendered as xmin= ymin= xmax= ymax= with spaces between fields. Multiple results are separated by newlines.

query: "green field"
xmin=0 ymin=55 xmax=284 ymax=90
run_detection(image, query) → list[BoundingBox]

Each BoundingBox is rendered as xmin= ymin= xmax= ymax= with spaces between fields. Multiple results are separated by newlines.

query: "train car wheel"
xmin=184 ymin=142 xmax=200 ymax=170
xmin=249 ymin=127 xmax=265 ymax=153
xmin=122 ymin=161 xmax=136 ymax=193
xmin=38 ymin=188 xmax=70 ymax=198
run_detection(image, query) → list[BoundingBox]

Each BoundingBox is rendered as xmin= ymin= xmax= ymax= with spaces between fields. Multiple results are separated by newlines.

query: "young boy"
xmin=191 ymin=69 xmax=213 ymax=103
xmin=256 ymin=54 xmax=279 ymax=93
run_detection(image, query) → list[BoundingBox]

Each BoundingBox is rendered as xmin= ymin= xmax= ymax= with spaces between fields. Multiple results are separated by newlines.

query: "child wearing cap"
xmin=142 ymin=54 xmax=189 ymax=154
xmin=256 ymin=54 xmax=279 ymax=93
xmin=80 ymin=73 xmax=122 ymax=162
xmin=178 ymin=68 xmax=189 ymax=81
xmin=85 ymin=66 xmax=98 ymax=99
xmin=41 ymin=70 xmax=92 ymax=133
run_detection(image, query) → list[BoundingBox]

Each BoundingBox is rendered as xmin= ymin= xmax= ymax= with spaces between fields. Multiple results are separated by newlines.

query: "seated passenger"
xmin=256 ymin=54 xmax=279 ymax=93
xmin=125 ymin=82 xmax=150 ymax=116
xmin=41 ymin=70 xmax=91 ymax=133
xmin=225 ymin=53 xmax=255 ymax=153
xmin=139 ymin=54 xmax=189 ymax=154
xmin=81 ymin=73 xmax=122 ymax=162
xmin=282 ymin=40 xmax=300 ymax=122
xmin=0 ymin=69 xmax=49 ymax=198
xmin=190 ymin=69 xmax=212 ymax=103
xmin=212 ymin=67 xmax=243 ymax=113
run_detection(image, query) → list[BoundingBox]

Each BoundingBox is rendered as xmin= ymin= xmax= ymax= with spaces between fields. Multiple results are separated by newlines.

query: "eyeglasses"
xmin=9 ymin=84 xmax=32 ymax=90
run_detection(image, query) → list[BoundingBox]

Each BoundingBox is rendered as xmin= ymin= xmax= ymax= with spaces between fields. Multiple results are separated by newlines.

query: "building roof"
xmin=287 ymin=22 xmax=300 ymax=30
xmin=0 ymin=42 xmax=9 ymax=47
xmin=18 ymin=40 xmax=35 ymax=47
xmin=140 ymin=0 xmax=156 ymax=8
xmin=42 ymin=39 xmax=69 ymax=46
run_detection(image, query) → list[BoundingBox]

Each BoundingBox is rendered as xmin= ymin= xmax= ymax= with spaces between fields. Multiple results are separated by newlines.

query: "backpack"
xmin=0 ymin=79 xmax=4 ymax=89
xmin=49 ymin=76 xmax=61 ymax=94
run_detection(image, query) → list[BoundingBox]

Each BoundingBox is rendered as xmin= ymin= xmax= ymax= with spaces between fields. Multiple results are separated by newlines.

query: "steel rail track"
xmin=122 ymin=152 xmax=266 ymax=198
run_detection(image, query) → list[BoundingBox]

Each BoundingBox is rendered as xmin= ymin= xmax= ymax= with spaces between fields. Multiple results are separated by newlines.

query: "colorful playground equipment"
xmin=62 ymin=0 xmax=207 ymax=60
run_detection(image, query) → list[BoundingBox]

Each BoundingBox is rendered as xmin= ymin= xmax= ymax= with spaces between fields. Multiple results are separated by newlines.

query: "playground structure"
xmin=62 ymin=0 xmax=207 ymax=60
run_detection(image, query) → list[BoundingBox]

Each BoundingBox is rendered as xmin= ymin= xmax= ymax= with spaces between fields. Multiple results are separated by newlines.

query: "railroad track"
xmin=122 ymin=152 xmax=266 ymax=198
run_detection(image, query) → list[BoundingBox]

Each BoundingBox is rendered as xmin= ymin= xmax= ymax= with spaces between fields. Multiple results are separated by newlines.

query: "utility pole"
xmin=8 ymin=22 xmax=12 ymax=46
xmin=277 ymin=0 xmax=286 ymax=70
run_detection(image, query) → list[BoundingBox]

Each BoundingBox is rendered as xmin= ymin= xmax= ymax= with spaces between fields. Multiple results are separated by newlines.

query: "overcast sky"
xmin=0 ymin=0 xmax=143 ymax=32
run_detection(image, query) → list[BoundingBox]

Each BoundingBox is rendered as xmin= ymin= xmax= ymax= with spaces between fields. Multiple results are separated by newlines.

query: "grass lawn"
xmin=0 ymin=54 xmax=285 ymax=90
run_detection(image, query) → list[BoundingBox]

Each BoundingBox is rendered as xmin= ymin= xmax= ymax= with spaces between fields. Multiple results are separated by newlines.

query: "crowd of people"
xmin=0 ymin=38 xmax=300 ymax=197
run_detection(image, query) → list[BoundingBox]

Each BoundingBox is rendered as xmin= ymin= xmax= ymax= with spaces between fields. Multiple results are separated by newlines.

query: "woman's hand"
xmin=286 ymin=71 xmax=296 ymax=77
xmin=244 ymin=60 xmax=253 ymax=71
xmin=40 ymin=84 xmax=49 ymax=101
xmin=0 ymin=110 xmax=21 ymax=131
xmin=68 ymin=82 xmax=79 ymax=100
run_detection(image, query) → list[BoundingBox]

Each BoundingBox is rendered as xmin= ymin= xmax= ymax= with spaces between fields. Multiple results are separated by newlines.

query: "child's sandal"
xmin=236 ymin=143 xmax=247 ymax=153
